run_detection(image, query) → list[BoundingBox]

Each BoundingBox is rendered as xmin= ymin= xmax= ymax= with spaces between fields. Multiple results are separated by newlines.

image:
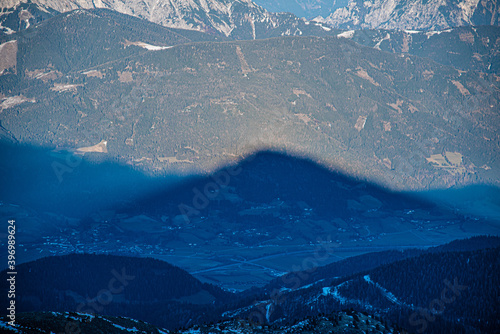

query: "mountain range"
xmin=1 ymin=0 xmax=499 ymax=333
xmin=252 ymin=0 xmax=349 ymax=19
xmin=0 ymin=0 xmax=335 ymax=39
xmin=314 ymin=0 xmax=500 ymax=30
xmin=336 ymin=25 xmax=500 ymax=73
xmin=1 ymin=6 xmax=499 ymax=191
xmin=253 ymin=0 xmax=500 ymax=30
xmin=3 ymin=0 xmax=499 ymax=37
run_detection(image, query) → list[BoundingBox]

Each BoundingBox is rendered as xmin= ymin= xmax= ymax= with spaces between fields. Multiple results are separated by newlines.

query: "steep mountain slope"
xmin=336 ymin=25 xmax=500 ymax=74
xmin=0 ymin=8 xmax=218 ymax=77
xmin=1 ymin=0 xmax=335 ymax=39
xmin=314 ymin=0 xmax=500 ymax=30
xmin=1 ymin=11 xmax=499 ymax=190
xmin=235 ymin=246 xmax=500 ymax=334
xmin=252 ymin=0 xmax=349 ymax=19
xmin=261 ymin=235 xmax=500 ymax=292
xmin=0 ymin=0 xmax=58 ymax=34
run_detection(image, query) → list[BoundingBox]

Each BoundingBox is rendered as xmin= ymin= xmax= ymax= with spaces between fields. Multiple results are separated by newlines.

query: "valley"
xmin=1 ymin=238 xmax=499 ymax=332
xmin=0 ymin=0 xmax=499 ymax=333
xmin=1 ymin=150 xmax=498 ymax=291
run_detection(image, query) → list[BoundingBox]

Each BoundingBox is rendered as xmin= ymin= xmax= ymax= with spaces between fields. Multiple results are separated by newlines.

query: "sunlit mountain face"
xmin=0 ymin=0 xmax=499 ymax=333
xmin=254 ymin=0 xmax=500 ymax=29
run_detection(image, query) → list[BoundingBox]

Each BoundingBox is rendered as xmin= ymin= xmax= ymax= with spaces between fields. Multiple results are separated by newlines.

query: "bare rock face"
xmin=4 ymin=0 xmax=497 ymax=37
xmin=3 ymin=0 xmax=277 ymax=37
xmin=314 ymin=0 xmax=500 ymax=30
xmin=252 ymin=0 xmax=347 ymax=19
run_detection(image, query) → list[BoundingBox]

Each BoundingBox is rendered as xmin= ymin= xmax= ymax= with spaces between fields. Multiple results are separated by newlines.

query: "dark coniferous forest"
xmin=0 ymin=0 xmax=499 ymax=333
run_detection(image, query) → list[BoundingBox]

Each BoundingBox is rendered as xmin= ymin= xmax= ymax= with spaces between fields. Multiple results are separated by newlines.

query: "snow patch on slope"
xmin=364 ymin=275 xmax=406 ymax=306
xmin=1 ymin=95 xmax=36 ymax=111
xmin=337 ymin=30 xmax=354 ymax=38
xmin=126 ymin=41 xmax=172 ymax=51
xmin=374 ymin=32 xmax=390 ymax=50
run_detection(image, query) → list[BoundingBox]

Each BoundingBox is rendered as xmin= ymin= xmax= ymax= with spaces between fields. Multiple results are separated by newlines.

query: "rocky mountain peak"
xmin=313 ymin=0 xmax=499 ymax=30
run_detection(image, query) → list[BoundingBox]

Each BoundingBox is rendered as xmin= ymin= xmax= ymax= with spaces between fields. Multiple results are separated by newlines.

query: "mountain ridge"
xmin=1 ymin=0 xmax=336 ymax=39
xmin=314 ymin=0 xmax=500 ymax=30
xmin=0 ymin=2 xmax=498 ymax=334
xmin=2 ymin=18 xmax=498 ymax=190
xmin=252 ymin=0 xmax=349 ymax=19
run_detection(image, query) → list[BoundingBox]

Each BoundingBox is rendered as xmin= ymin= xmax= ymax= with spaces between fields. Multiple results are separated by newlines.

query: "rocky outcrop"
xmin=314 ymin=0 xmax=499 ymax=30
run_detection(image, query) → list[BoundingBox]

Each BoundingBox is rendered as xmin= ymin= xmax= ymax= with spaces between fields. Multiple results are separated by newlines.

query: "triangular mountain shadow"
xmin=0 ymin=140 xmax=483 ymax=221
xmin=122 ymin=150 xmax=446 ymax=221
